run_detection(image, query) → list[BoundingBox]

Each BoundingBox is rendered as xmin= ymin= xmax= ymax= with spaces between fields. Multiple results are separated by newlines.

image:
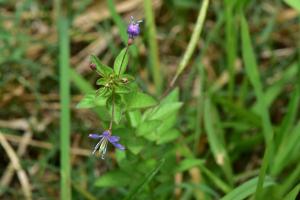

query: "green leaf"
xmin=76 ymin=91 xmax=106 ymax=108
xmin=220 ymin=177 xmax=275 ymax=200
xmin=284 ymin=0 xmax=300 ymax=12
xmin=114 ymin=48 xmax=129 ymax=75
xmin=156 ymin=129 xmax=180 ymax=144
xmin=127 ymin=111 xmax=142 ymax=127
xmin=136 ymin=120 xmax=161 ymax=136
xmin=115 ymin=84 xmax=131 ymax=94
xmin=148 ymin=102 xmax=183 ymax=121
xmin=156 ymin=114 xmax=177 ymax=134
xmin=241 ymin=14 xmax=274 ymax=198
xmin=96 ymin=78 xmax=108 ymax=86
xmin=119 ymin=74 xmax=135 ymax=82
xmin=272 ymin=122 xmax=300 ymax=175
xmin=124 ymin=92 xmax=157 ymax=110
xmin=76 ymin=93 xmax=96 ymax=109
xmin=283 ymin=184 xmax=300 ymax=200
xmin=204 ymin=97 xmax=233 ymax=185
xmin=176 ymin=158 xmax=205 ymax=172
xmin=124 ymin=158 xmax=165 ymax=200
xmin=126 ymin=136 xmax=145 ymax=155
xmin=90 ymin=55 xmax=114 ymax=77
xmin=95 ymin=170 xmax=130 ymax=187
xmin=107 ymin=95 xmax=123 ymax=124
xmin=161 ymin=87 xmax=179 ymax=104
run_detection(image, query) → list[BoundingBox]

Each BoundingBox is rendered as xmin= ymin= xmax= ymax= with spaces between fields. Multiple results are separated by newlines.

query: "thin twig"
xmin=109 ymin=90 xmax=115 ymax=132
xmin=0 ymin=133 xmax=32 ymax=200
xmin=0 ymin=130 xmax=32 ymax=196
xmin=1 ymin=132 xmax=91 ymax=156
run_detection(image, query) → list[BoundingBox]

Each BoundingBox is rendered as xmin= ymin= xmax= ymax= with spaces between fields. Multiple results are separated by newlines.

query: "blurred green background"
xmin=0 ymin=0 xmax=300 ymax=199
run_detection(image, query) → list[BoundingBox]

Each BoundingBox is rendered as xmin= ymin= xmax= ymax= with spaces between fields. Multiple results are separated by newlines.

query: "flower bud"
xmin=127 ymin=16 xmax=142 ymax=39
xmin=89 ymin=63 xmax=96 ymax=71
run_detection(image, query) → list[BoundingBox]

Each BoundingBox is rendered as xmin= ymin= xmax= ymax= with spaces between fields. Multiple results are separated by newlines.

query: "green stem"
xmin=58 ymin=14 xmax=71 ymax=200
xmin=110 ymin=44 xmax=130 ymax=131
xmin=109 ymin=90 xmax=115 ymax=132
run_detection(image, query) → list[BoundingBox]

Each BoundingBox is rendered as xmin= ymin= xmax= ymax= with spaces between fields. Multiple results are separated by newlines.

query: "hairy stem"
xmin=109 ymin=90 xmax=115 ymax=133
xmin=109 ymin=44 xmax=130 ymax=131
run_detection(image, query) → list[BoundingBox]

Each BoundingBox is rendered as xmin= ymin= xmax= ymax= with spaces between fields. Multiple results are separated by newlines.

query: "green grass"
xmin=240 ymin=14 xmax=276 ymax=199
xmin=143 ymin=0 xmax=163 ymax=94
xmin=57 ymin=3 xmax=71 ymax=200
xmin=1 ymin=0 xmax=300 ymax=199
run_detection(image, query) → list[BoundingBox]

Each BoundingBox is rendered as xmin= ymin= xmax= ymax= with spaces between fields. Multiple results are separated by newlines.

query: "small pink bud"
xmin=90 ymin=63 xmax=96 ymax=70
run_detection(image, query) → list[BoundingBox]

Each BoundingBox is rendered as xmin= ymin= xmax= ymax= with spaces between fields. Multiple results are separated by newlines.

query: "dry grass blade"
xmin=0 ymin=132 xmax=32 ymax=200
xmin=0 ymin=131 xmax=32 ymax=195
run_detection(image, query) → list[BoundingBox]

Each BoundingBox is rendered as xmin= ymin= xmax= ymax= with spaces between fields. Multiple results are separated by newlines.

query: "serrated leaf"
xmin=95 ymin=170 xmax=130 ymax=187
xmin=90 ymin=55 xmax=114 ymax=77
xmin=124 ymin=92 xmax=157 ymax=110
xmin=114 ymin=48 xmax=129 ymax=75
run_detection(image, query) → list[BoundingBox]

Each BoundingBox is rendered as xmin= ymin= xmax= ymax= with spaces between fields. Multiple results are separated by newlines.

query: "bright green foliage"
xmin=220 ymin=177 xmax=275 ymax=200
xmin=284 ymin=0 xmax=300 ymax=12
xmin=90 ymin=55 xmax=114 ymax=78
xmin=114 ymin=48 xmax=129 ymax=75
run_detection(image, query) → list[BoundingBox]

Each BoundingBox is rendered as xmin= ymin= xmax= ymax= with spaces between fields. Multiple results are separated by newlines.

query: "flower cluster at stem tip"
xmin=89 ymin=16 xmax=142 ymax=159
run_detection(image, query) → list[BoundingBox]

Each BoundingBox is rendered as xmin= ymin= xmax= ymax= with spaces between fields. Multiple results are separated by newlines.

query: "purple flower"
xmin=89 ymin=130 xmax=125 ymax=159
xmin=127 ymin=16 xmax=143 ymax=39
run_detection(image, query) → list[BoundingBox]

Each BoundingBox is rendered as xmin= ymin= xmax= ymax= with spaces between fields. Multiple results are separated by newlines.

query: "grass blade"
xmin=57 ymin=5 xmax=71 ymax=200
xmin=220 ymin=177 xmax=275 ymax=200
xmin=240 ymin=13 xmax=274 ymax=199
xmin=171 ymin=0 xmax=210 ymax=87
xmin=283 ymin=184 xmax=300 ymax=200
xmin=123 ymin=158 xmax=165 ymax=200
xmin=143 ymin=0 xmax=162 ymax=94
xmin=204 ymin=97 xmax=234 ymax=186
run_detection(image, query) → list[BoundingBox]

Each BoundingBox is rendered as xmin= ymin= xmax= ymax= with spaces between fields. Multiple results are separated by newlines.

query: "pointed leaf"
xmin=95 ymin=170 xmax=130 ymax=187
xmin=114 ymin=48 xmax=129 ymax=75
xmin=124 ymin=92 xmax=157 ymax=110
xmin=220 ymin=177 xmax=275 ymax=200
xmin=90 ymin=55 xmax=114 ymax=77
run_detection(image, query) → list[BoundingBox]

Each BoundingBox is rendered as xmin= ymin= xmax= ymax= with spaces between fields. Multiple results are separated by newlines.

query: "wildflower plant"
xmin=77 ymin=16 xmax=183 ymax=163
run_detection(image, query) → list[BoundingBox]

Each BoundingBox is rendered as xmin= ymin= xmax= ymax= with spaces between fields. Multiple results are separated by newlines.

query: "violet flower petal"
xmin=89 ymin=134 xmax=102 ymax=139
xmin=108 ymin=135 xmax=120 ymax=143
xmin=102 ymin=131 xmax=110 ymax=137
xmin=111 ymin=142 xmax=125 ymax=151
